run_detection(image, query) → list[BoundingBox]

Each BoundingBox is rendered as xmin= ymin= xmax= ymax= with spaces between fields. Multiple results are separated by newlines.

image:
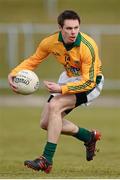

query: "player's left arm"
xmin=61 ymin=45 xmax=99 ymax=94
xmin=44 ymin=80 xmax=62 ymax=93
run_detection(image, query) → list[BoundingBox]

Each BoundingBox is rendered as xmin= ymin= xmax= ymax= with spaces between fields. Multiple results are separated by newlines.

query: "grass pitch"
xmin=0 ymin=106 xmax=120 ymax=178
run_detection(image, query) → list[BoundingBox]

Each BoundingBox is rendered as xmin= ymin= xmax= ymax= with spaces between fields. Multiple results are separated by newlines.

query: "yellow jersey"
xmin=10 ymin=31 xmax=102 ymax=94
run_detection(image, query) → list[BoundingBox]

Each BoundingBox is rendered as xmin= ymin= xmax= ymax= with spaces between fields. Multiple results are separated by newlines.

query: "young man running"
xmin=8 ymin=10 xmax=104 ymax=174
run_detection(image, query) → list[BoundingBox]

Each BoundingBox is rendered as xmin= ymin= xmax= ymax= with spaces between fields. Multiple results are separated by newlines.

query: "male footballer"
xmin=8 ymin=10 xmax=104 ymax=173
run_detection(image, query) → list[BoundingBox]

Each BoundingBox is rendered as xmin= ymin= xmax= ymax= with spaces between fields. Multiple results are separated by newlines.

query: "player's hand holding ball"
xmin=8 ymin=70 xmax=40 ymax=95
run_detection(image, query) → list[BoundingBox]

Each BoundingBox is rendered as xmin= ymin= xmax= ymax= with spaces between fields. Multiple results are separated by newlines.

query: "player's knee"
xmin=40 ymin=121 xmax=47 ymax=130
xmin=40 ymin=115 xmax=48 ymax=130
xmin=48 ymin=98 xmax=61 ymax=112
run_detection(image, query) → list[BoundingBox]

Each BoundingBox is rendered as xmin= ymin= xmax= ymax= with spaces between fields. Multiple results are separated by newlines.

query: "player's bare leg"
xmin=24 ymin=94 xmax=76 ymax=173
xmin=46 ymin=94 xmax=76 ymax=143
xmin=40 ymin=96 xmax=101 ymax=160
xmin=40 ymin=102 xmax=79 ymax=135
xmin=24 ymin=94 xmax=101 ymax=173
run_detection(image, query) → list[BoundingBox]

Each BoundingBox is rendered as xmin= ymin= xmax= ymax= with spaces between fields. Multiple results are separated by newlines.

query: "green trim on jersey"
xmin=81 ymin=35 xmax=95 ymax=81
xmin=58 ymin=32 xmax=96 ymax=92
xmin=67 ymin=35 xmax=95 ymax=92
xmin=68 ymin=80 xmax=91 ymax=91
xmin=74 ymin=33 xmax=81 ymax=46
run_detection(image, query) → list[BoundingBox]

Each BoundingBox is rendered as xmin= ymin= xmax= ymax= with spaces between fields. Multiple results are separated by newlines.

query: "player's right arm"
xmin=8 ymin=38 xmax=50 ymax=90
xmin=10 ymin=38 xmax=50 ymax=76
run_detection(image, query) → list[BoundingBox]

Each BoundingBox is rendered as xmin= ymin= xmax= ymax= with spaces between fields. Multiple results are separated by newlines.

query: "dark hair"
xmin=57 ymin=10 xmax=81 ymax=28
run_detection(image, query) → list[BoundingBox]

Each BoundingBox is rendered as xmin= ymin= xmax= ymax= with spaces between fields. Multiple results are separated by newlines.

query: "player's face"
xmin=59 ymin=19 xmax=80 ymax=44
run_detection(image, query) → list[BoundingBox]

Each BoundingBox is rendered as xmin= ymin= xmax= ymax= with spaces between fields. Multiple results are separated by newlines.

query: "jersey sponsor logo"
xmin=70 ymin=66 xmax=80 ymax=76
xmin=64 ymin=54 xmax=80 ymax=76
xmin=65 ymin=64 xmax=80 ymax=76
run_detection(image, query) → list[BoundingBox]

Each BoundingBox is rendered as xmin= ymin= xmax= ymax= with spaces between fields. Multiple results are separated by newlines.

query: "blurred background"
xmin=0 ymin=0 xmax=120 ymax=96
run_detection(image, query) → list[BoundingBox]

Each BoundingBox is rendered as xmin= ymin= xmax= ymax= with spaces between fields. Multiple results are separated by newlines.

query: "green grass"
xmin=0 ymin=106 xmax=120 ymax=178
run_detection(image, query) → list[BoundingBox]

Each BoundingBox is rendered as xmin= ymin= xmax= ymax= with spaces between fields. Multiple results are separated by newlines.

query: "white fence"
xmin=0 ymin=23 xmax=120 ymax=90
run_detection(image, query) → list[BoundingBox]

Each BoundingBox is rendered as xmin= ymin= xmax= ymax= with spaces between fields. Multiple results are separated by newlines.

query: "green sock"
xmin=43 ymin=142 xmax=57 ymax=163
xmin=73 ymin=127 xmax=91 ymax=142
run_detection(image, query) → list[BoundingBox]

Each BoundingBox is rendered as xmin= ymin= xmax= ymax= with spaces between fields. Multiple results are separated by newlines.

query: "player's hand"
xmin=8 ymin=74 xmax=18 ymax=93
xmin=43 ymin=80 xmax=62 ymax=93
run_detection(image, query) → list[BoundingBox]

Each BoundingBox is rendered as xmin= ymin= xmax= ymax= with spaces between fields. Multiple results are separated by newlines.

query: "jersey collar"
xmin=58 ymin=31 xmax=81 ymax=47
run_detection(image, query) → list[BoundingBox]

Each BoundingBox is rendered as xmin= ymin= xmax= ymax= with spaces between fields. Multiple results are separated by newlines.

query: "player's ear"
xmin=58 ymin=24 xmax=62 ymax=31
